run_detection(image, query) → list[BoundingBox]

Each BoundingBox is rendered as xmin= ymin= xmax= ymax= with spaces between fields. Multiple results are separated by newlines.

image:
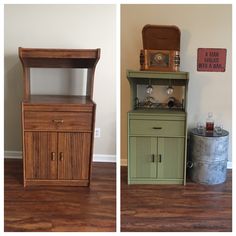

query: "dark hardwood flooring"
xmin=121 ymin=166 xmax=232 ymax=232
xmin=4 ymin=159 xmax=116 ymax=232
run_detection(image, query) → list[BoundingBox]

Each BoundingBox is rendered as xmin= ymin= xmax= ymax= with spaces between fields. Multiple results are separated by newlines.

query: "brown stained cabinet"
xmin=19 ymin=48 xmax=100 ymax=187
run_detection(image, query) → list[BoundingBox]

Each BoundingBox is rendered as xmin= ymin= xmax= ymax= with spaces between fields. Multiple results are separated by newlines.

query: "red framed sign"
xmin=197 ymin=48 xmax=227 ymax=72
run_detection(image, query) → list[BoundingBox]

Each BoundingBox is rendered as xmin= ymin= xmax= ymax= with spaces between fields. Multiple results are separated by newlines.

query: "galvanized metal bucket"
xmin=189 ymin=129 xmax=229 ymax=185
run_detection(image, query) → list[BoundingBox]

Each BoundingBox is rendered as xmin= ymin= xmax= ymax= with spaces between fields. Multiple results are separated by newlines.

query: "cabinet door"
xmin=58 ymin=133 xmax=91 ymax=180
xmin=157 ymin=137 xmax=184 ymax=179
xmin=129 ymin=137 xmax=157 ymax=178
xmin=24 ymin=132 xmax=58 ymax=179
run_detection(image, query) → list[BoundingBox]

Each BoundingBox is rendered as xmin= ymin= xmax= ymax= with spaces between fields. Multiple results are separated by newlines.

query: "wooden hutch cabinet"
xmin=19 ymin=48 xmax=100 ymax=187
xmin=127 ymin=70 xmax=189 ymax=185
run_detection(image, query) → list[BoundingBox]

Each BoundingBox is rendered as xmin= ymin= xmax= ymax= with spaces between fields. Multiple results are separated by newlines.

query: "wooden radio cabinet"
xmin=19 ymin=48 xmax=100 ymax=187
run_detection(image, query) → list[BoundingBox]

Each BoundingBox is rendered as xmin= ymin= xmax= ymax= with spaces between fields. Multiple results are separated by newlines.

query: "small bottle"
xmin=206 ymin=112 xmax=214 ymax=132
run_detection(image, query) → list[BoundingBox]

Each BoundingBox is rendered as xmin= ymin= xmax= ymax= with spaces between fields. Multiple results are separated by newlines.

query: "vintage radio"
xmin=140 ymin=49 xmax=180 ymax=71
xmin=140 ymin=25 xmax=181 ymax=72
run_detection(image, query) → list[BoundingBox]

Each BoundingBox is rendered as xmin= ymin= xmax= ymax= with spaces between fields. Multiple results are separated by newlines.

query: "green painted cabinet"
xmin=127 ymin=70 xmax=188 ymax=185
xmin=128 ymin=112 xmax=186 ymax=184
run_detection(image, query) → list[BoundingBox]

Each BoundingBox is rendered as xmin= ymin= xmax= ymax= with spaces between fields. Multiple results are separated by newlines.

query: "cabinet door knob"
xmin=59 ymin=152 xmax=64 ymax=161
xmin=51 ymin=152 xmax=56 ymax=161
xmin=159 ymin=154 xmax=162 ymax=162
xmin=152 ymin=154 xmax=155 ymax=162
xmin=152 ymin=127 xmax=162 ymax=130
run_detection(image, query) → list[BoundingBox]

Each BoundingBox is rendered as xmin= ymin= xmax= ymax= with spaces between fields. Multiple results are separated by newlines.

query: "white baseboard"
xmin=120 ymin=158 xmax=232 ymax=169
xmin=93 ymin=154 xmax=116 ymax=163
xmin=4 ymin=151 xmax=231 ymax=168
xmin=4 ymin=151 xmax=22 ymax=159
xmin=121 ymin=158 xmax=127 ymax=166
xmin=4 ymin=151 xmax=116 ymax=163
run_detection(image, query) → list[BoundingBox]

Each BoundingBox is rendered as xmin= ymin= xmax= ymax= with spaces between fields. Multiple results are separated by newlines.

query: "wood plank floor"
xmin=4 ymin=159 xmax=116 ymax=232
xmin=121 ymin=166 xmax=232 ymax=232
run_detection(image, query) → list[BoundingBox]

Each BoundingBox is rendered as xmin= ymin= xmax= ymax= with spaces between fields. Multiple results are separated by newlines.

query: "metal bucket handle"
xmin=187 ymin=161 xmax=193 ymax=168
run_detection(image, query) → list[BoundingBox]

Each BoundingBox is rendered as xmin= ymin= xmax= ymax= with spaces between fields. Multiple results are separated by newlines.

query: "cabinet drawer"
xmin=129 ymin=119 xmax=185 ymax=137
xmin=24 ymin=111 xmax=93 ymax=131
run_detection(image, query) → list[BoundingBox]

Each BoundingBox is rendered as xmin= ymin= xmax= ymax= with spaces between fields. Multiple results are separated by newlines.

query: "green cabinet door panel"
xmin=158 ymin=137 xmax=184 ymax=179
xmin=129 ymin=137 xmax=157 ymax=178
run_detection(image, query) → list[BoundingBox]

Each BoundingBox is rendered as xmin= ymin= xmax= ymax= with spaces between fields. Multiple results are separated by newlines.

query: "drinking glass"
xmin=215 ymin=123 xmax=223 ymax=135
xmin=197 ymin=122 xmax=204 ymax=134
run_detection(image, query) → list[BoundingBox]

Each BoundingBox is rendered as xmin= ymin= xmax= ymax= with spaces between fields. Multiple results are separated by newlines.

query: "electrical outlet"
xmin=95 ymin=128 xmax=101 ymax=138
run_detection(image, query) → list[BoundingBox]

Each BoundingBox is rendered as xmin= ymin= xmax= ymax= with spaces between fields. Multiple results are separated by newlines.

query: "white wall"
xmin=4 ymin=5 xmax=116 ymax=158
xmin=121 ymin=4 xmax=232 ymax=163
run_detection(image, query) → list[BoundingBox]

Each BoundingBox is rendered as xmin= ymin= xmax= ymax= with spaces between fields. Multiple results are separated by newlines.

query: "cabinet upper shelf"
xmin=19 ymin=48 xmax=100 ymax=68
xmin=127 ymin=70 xmax=189 ymax=86
xmin=19 ymin=47 xmax=101 ymax=100
xmin=127 ymin=70 xmax=189 ymax=80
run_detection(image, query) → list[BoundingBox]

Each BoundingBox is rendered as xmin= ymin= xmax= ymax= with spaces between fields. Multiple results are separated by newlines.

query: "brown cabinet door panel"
xmin=25 ymin=132 xmax=58 ymax=179
xmin=58 ymin=133 xmax=91 ymax=180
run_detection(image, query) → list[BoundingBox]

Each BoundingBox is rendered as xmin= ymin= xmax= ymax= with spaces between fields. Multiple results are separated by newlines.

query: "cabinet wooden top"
xmin=23 ymin=95 xmax=95 ymax=105
xmin=22 ymin=95 xmax=95 ymax=112
xmin=19 ymin=47 xmax=100 ymax=68
xmin=129 ymin=109 xmax=186 ymax=116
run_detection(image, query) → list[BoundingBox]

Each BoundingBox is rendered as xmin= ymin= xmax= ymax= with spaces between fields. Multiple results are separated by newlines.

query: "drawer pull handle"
xmin=159 ymin=154 xmax=162 ymax=163
xmin=59 ymin=152 xmax=64 ymax=161
xmin=152 ymin=127 xmax=162 ymax=130
xmin=51 ymin=152 xmax=56 ymax=161
xmin=52 ymin=119 xmax=64 ymax=123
